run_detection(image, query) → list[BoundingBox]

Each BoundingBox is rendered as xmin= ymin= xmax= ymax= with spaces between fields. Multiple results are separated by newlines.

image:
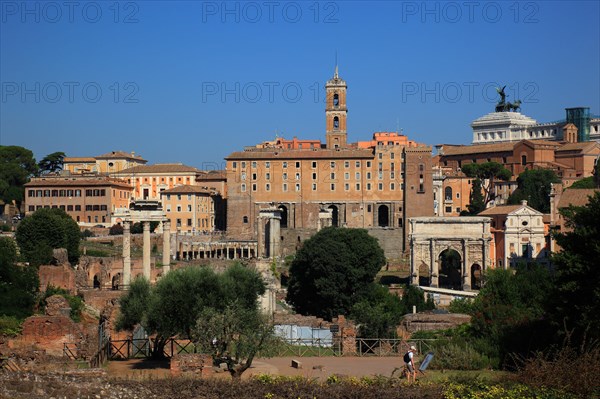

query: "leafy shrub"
xmin=448 ymin=298 xmax=475 ymax=314
xmin=0 ymin=315 xmax=23 ymax=337
xmin=109 ymin=223 xmax=123 ymax=235
xmin=430 ymin=342 xmax=493 ymax=370
xmin=85 ymin=249 xmax=110 ymax=257
xmin=80 ymin=229 xmax=94 ymax=238
xmin=0 ymin=223 xmax=12 ymax=232
xmin=443 ymin=382 xmax=577 ymax=399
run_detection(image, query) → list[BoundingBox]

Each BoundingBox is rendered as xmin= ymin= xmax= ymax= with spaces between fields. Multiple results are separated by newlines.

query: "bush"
xmin=448 ymin=298 xmax=475 ymax=314
xmin=80 ymin=229 xmax=94 ymax=238
xmin=84 ymin=249 xmax=110 ymax=257
xmin=0 ymin=223 xmax=11 ymax=232
xmin=0 ymin=315 xmax=23 ymax=337
xmin=431 ymin=342 xmax=493 ymax=370
xmin=109 ymin=223 xmax=123 ymax=235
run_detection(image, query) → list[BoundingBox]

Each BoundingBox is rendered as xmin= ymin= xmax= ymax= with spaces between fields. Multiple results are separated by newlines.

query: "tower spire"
xmin=334 ymin=51 xmax=338 ymax=78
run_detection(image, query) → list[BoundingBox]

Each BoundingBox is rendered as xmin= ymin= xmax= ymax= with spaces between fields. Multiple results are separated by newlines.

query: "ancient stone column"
xmin=462 ymin=239 xmax=471 ymax=291
xmin=162 ymin=219 xmax=171 ymax=274
xmin=123 ymin=221 xmax=131 ymax=288
xmin=429 ymin=239 xmax=439 ymax=288
xmin=269 ymin=214 xmax=281 ymax=259
xmin=143 ymin=221 xmax=151 ymax=281
xmin=410 ymin=238 xmax=418 ymax=285
xmin=257 ymin=216 xmax=264 ymax=258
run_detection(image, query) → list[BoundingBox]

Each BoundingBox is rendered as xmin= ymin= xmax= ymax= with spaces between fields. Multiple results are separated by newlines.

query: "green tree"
xmin=0 ymin=146 xmax=38 ymax=207
xmin=466 ymin=178 xmax=485 ymax=215
xmin=0 ymin=237 xmax=39 ymax=318
xmin=461 ymin=162 xmax=512 ymax=207
xmin=569 ymin=176 xmax=596 ymax=189
xmin=401 ymin=285 xmax=435 ymax=314
xmin=551 ymin=191 xmax=600 ymax=345
xmin=193 ymin=302 xmax=277 ymax=379
xmin=116 ymin=264 xmax=266 ymax=361
xmin=350 ymin=284 xmax=404 ymax=338
xmin=508 ymin=169 xmax=561 ymax=213
xmin=15 ymin=208 xmax=80 ymax=266
xmin=37 ymin=151 xmax=66 ymax=175
xmin=286 ymin=227 xmax=386 ymax=320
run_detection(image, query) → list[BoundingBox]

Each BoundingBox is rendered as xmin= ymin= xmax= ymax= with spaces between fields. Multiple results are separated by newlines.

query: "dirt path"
xmin=106 ymin=356 xmax=407 ymax=381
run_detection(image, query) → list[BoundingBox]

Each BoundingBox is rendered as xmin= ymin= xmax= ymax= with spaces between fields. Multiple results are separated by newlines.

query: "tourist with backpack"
xmin=403 ymin=345 xmax=417 ymax=383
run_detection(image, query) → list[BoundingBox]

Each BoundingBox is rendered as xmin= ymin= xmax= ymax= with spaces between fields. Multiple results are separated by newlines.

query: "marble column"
xmin=123 ymin=221 xmax=131 ymax=288
xmin=269 ymin=215 xmax=281 ymax=259
xmin=462 ymin=239 xmax=471 ymax=291
xmin=143 ymin=221 xmax=151 ymax=281
xmin=257 ymin=217 xmax=263 ymax=258
xmin=162 ymin=220 xmax=171 ymax=274
xmin=409 ymin=238 xmax=417 ymax=285
xmin=430 ymin=239 xmax=439 ymax=288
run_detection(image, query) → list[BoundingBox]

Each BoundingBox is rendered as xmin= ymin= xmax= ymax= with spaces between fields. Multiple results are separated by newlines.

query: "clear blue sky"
xmin=1 ymin=1 xmax=599 ymax=169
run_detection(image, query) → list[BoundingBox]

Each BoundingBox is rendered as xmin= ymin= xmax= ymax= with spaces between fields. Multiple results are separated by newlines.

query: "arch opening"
xmin=439 ymin=248 xmax=462 ymax=290
xmin=378 ymin=204 xmax=389 ymax=227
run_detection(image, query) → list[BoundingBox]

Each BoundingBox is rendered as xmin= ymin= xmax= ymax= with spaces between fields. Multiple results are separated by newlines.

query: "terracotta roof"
xmin=478 ymin=204 xmax=523 ymax=216
xmin=440 ymin=142 xmax=515 ymax=156
xmin=25 ymin=178 xmax=131 ymax=189
xmin=115 ymin=164 xmax=200 ymax=175
xmin=198 ymin=170 xmax=226 ymax=180
xmin=160 ymin=185 xmax=217 ymax=195
xmin=558 ymin=189 xmax=599 ymax=208
xmin=96 ymin=151 xmax=147 ymax=161
xmin=64 ymin=157 xmax=96 ymax=162
xmin=226 ymin=148 xmax=375 ymax=160
xmin=556 ymin=142 xmax=599 ymax=152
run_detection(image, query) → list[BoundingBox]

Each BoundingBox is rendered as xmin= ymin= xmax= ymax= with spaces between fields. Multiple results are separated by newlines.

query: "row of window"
xmin=134 ymin=176 xmax=191 ymax=184
xmin=174 ymin=218 xmax=213 ymax=228
xmin=27 ymin=204 xmax=107 ymax=212
xmin=242 ymin=170 xmax=407 ymax=182
xmin=241 ymin=182 xmax=406 ymax=192
xmin=28 ymin=189 xmax=109 ymax=197
xmin=166 ymin=204 xmax=214 ymax=212
xmin=233 ymin=159 xmax=411 ymax=170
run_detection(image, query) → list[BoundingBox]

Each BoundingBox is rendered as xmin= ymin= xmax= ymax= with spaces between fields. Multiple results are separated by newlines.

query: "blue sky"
xmin=1 ymin=1 xmax=599 ymax=169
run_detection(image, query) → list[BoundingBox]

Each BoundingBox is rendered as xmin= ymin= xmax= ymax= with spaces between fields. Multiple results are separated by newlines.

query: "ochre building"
xmin=225 ymin=69 xmax=434 ymax=255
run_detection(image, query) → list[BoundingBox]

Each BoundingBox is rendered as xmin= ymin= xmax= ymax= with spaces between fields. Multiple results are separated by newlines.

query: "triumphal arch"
xmin=408 ymin=217 xmax=492 ymax=291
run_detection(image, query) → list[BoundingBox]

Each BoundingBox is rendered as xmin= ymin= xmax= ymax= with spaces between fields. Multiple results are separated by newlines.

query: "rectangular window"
xmin=378 ymin=183 xmax=383 ymax=190
xmin=367 ymin=183 xmax=372 ymax=190
xmin=390 ymin=183 xmax=395 ymax=190
xmin=295 ymin=173 xmax=300 ymax=180
xmin=312 ymin=172 xmax=317 ymax=180
xmin=265 ymin=161 xmax=270 ymax=168
xmin=366 ymin=161 xmax=371 ymax=168
xmin=295 ymin=183 xmax=300 ymax=191
xmin=378 ymin=153 xmax=382 ymax=159
xmin=391 ymin=153 xmax=395 ymax=159
xmin=283 ymin=161 xmax=287 ymax=168
xmin=331 ymin=183 xmax=335 ymax=191
xmin=28 ymin=205 xmax=35 ymax=211
xmin=28 ymin=190 xmax=34 ymax=197
xmin=312 ymin=161 xmax=317 ymax=168
xmin=378 ymin=172 xmax=383 ymax=180
xmin=344 ymin=172 xmax=349 ymax=180
xmin=241 ymin=172 xmax=247 ymax=180
xmin=355 ymin=172 xmax=360 ymax=180
xmin=252 ymin=173 xmax=257 ymax=180
xmin=232 ymin=161 xmax=237 ymax=169
xmin=67 ymin=205 xmax=73 ymax=211
xmin=252 ymin=183 xmax=257 ymax=191
xmin=296 ymin=161 xmax=300 ymax=168
xmin=241 ymin=161 xmax=246 ymax=168
xmin=391 ymin=172 xmax=395 ymax=179
xmin=283 ymin=183 xmax=288 ymax=192
xmin=330 ymin=161 xmax=335 ymax=168
xmin=252 ymin=161 xmax=257 ymax=168
xmin=356 ymin=183 xmax=360 ymax=190
xmin=75 ymin=205 xmax=81 ymax=211
xmin=188 ymin=205 xmax=192 ymax=211
xmin=266 ymin=183 xmax=270 ymax=191
xmin=177 ymin=205 xmax=182 ymax=212
xmin=367 ymin=172 xmax=372 ymax=179
xmin=355 ymin=161 xmax=360 ymax=168
xmin=312 ymin=183 xmax=317 ymax=190
xmin=445 ymin=206 xmax=452 ymax=213
xmin=266 ymin=173 xmax=270 ymax=180
xmin=283 ymin=173 xmax=288 ymax=180
xmin=344 ymin=183 xmax=349 ymax=191
xmin=330 ymin=172 xmax=335 ymax=180
xmin=344 ymin=161 xmax=349 ymax=168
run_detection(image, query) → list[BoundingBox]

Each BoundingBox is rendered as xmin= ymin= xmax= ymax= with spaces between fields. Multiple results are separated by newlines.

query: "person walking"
xmin=403 ymin=345 xmax=417 ymax=383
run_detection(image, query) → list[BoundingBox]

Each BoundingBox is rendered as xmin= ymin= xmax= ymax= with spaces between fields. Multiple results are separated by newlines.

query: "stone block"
xmin=291 ymin=359 xmax=302 ymax=369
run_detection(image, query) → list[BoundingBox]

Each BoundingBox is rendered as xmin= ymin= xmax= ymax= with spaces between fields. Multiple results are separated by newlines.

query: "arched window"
xmin=242 ymin=216 xmax=248 ymax=224
xmin=333 ymin=93 xmax=339 ymax=107
xmin=333 ymin=116 xmax=339 ymax=130
xmin=328 ymin=205 xmax=339 ymax=227
xmin=444 ymin=187 xmax=452 ymax=201
xmin=278 ymin=205 xmax=288 ymax=228
xmin=378 ymin=204 xmax=389 ymax=227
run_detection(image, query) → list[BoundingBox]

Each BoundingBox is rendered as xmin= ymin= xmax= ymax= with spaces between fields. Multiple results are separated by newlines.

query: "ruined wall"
xmin=39 ymin=264 xmax=76 ymax=293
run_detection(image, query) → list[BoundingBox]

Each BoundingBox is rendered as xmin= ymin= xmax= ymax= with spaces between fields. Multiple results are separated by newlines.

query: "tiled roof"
xmin=160 ymin=185 xmax=217 ymax=195
xmin=558 ymin=188 xmax=599 ymax=208
xmin=64 ymin=157 xmax=96 ymax=162
xmin=115 ymin=164 xmax=200 ymax=174
xmin=226 ymin=148 xmax=375 ymax=160
xmin=478 ymin=204 xmax=523 ymax=216
xmin=198 ymin=170 xmax=226 ymax=180
xmin=25 ymin=178 xmax=131 ymax=189
xmin=440 ymin=142 xmax=515 ymax=156
xmin=96 ymin=151 xmax=147 ymax=161
xmin=556 ymin=142 xmax=599 ymax=152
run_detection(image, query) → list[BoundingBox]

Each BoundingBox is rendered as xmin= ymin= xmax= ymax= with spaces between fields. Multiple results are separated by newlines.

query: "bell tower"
xmin=325 ymin=66 xmax=348 ymax=149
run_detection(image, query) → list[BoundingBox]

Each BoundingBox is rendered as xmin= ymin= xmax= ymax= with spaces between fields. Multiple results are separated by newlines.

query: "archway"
xmin=378 ymin=204 xmax=389 ymax=227
xmin=93 ymin=274 xmax=101 ymax=289
xmin=112 ymin=273 xmax=121 ymax=290
xmin=328 ymin=205 xmax=339 ymax=227
xmin=471 ymin=264 xmax=482 ymax=290
xmin=439 ymin=249 xmax=462 ymax=290
xmin=278 ymin=205 xmax=288 ymax=228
